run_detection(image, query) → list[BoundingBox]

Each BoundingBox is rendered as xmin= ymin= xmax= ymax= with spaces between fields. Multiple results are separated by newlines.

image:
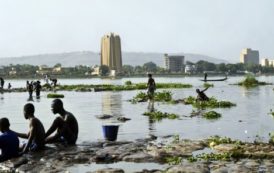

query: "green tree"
xmin=99 ymin=65 xmax=110 ymax=76
xmin=54 ymin=63 xmax=62 ymax=68
xmin=122 ymin=65 xmax=134 ymax=75
xmin=143 ymin=62 xmax=157 ymax=72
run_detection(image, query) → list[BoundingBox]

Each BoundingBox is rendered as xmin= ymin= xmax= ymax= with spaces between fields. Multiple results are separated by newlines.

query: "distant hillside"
xmin=0 ymin=51 xmax=228 ymax=67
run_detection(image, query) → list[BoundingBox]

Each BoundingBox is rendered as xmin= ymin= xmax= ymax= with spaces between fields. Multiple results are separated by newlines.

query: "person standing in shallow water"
xmin=27 ymin=81 xmax=33 ymax=98
xmin=0 ymin=77 xmax=4 ymax=89
xmin=45 ymin=99 xmax=79 ymax=145
xmin=0 ymin=118 xmax=19 ymax=162
xmin=14 ymin=103 xmax=46 ymax=153
xmin=35 ymin=81 xmax=42 ymax=97
xmin=147 ymin=74 xmax=156 ymax=110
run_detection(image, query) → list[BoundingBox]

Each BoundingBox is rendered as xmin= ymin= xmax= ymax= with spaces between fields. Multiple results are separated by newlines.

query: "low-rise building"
xmin=185 ymin=64 xmax=196 ymax=74
xmin=261 ymin=58 xmax=274 ymax=67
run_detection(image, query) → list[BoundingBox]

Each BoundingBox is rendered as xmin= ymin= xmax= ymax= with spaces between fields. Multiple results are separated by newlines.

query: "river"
xmin=1 ymin=76 xmax=274 ymax=143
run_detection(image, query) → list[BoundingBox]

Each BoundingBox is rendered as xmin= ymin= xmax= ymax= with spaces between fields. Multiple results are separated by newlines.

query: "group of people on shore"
xmin=0 ymin=99 xmax=78 ymax=162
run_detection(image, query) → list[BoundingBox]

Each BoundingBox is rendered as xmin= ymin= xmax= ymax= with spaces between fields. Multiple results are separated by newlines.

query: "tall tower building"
xmin=240 ymin=48 xmax=259 ymax=65
xmin=101 ymin=33 xmax=122 ymax=73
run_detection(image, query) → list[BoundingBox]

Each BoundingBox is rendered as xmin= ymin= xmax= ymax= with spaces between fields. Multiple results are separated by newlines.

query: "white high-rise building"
xmin=240 ymin=48 xmax=259 ymax=65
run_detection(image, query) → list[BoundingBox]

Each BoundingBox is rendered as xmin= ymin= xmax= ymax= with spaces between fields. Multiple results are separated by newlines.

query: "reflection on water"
xmin=102 ymin=92 xmax=122 ymax=116
xmin=68 ymin=162 xmax=167 ymax=173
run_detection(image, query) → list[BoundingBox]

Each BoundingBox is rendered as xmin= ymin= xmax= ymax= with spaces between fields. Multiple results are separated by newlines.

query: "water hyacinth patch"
xmin=202 ymin=111 xmax=221 ymax=119
xmin=183 ymin=96 xmax=236 ymax=108
xmin=207 ymin=135 xmax=243 ymax=146
xmin=124 ymin=80 xmax=132 ymax=85
xmin=143 ymin=111 xmax=179 ymax=121
xmin=56 ymin=82 xmax=192 ymax=92
xmin=130 ymin=90 xmax=174 ymax=103
xmin=203 ymin=83 xmax=214 ymax=88
xmin=237 ymin=75 xmax=272 ymax=87
xmin=47 ymin=93 xmax=64 ymax=98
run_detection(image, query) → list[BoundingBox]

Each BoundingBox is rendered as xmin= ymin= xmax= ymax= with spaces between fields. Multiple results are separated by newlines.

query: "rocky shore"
xmin=1 ymin=135 xmax=274 ymax=173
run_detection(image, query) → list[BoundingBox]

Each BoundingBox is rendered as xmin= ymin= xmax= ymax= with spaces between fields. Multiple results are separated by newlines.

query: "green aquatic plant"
xmin=195 ymin=152 xmax=231 ymax=161
xmin=47 ymin=93 xmax=64 ymax=98
xmin=237 ymin=75 xmax=272 ymax=87
xmin=183 ymin=96 xmax=196 ymax=105
xmin=143 ymin=111 xmax=179 ymax=121
xmin=58 ymin=83 xmax=192 ymax=92
xmin=184 ymin=96 xmax=236 ymax=108
xmin=207 ymin=135 xmax=243 ymax=147
xmin=203 ymin=82 xmax=214 ymax=88
xmin=42 ymin=83 xmax=52 ymax=89
xmin=154 ymin=90 xmax=173 ymax=102
xmin=165 ymin=156 xmax=183 ymax=165
xmin=130 ymin=90 xmax=173 ymax=103
xmin=124 ymin=80 xmax=132 ymax=85
xmin=172 ymin=134 xmax=180 ymax=143
xmin=269 ymin=132 xmax=274 ymax=144
xmin=202 ymin=111 xmax=221 ymax=119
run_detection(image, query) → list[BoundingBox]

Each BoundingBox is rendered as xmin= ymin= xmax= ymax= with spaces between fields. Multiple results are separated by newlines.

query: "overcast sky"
xmin=0 ymin=0 xmax=273 ymax=62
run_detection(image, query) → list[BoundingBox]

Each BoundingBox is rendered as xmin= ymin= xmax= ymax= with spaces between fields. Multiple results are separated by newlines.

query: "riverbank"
xmin=1 ymin=136 xmax=274 ymax=172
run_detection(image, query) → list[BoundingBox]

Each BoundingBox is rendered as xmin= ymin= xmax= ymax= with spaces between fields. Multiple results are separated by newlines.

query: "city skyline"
xmin=0 ymin=0 xmax=274 ymax=62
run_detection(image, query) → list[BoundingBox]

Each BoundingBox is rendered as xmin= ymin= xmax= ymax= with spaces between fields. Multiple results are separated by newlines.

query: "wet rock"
xmin=166 ymin=162 xmax=210 ymax=173
xmin=93 ymin=153 xmax=116 ymax=163
xmin=213 ymin=144 xmax=238 ymax=152
xmin=72 ymin=155 xmax=90 ymax=163
xmin=211 ymin=167 xmax=229 ymax=173
xmin=135 ymin=169 xmax=162 ymax=173
xmin=96 ymin=114 xmax=113 ymax=119
xmin=122 ymin=152 xmax=154 ymax=162
xmin=244 ymin=160 xmax=260 ymax=168
xmin=90 ymin=168 xmax=124 ymax=173
xmin=227 ymin=165 xmax=251 ymax=173
xmin=117 ymin=117 xmax=131 ymax=122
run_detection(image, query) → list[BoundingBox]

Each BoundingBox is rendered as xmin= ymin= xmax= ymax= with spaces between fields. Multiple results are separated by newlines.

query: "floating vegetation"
xmin=47 ymin=93 xmax=64 ymax=98
xmin=202 ymin=111 xmax=221 ymax=119
xmin=184 ymin=96 xmax=236 ymax=108
xmin=165 ymin=156 xmax=183 ymax=165
xmin=130 ymin=90 xmax=174 ymax=103
xmin=172 ymin=134 xmax=180 ymax=144
xmin=57 ymin=83 xmax=192 ymax=92
xmin=236 ymin=75 xmax=272 ymax=87
xmin=194 ymin=152 xmax=232 ymax=161
xmin=190 ymin=110 xmax=221 ymax=120
xmin=269 ymin=132 xmax=274 ymax=144
xmin=203 ymin=83 xmax=214 ymax=88
xmin=143 ymin=111 xmax=179 ymax=121
xmin=43 ymin=83 xmax=52 ymax=89
xmin=124 ymin=80 xmax=132 ymax=85
xmin=207 ymin=135 xmax=243 ymax=147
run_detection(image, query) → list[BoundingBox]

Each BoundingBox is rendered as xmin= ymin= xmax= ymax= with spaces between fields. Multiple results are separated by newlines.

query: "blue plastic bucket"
xmin=102 ymin=125 xmax=119 ymax=141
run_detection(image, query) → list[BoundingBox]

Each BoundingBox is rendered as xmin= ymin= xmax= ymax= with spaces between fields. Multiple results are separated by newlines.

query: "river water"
xmin=1 ymin=76 xmax=274 ymax=143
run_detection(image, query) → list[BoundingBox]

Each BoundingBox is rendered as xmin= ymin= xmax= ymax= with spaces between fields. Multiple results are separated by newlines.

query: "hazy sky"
xmin=0 ymin=0 xmax=273 ymax=62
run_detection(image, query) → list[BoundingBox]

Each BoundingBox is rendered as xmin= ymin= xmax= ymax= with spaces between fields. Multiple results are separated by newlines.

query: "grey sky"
xmin=0 ymin=0 xmax=273 ymax=62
